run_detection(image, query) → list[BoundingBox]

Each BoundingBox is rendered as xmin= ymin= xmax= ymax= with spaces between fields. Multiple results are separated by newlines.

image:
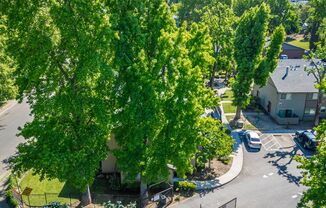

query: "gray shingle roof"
xmin=270 ymin=59 xmax=318 ymax=93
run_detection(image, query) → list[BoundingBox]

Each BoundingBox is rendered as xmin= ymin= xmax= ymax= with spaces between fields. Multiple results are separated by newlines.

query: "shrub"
xmin=6 ymin=175 xmax=19 ymax=208
xmin=103 ymin=200 xmax=136 ymax=208
xmin=177 ymin=181 xmax=196 ymax=193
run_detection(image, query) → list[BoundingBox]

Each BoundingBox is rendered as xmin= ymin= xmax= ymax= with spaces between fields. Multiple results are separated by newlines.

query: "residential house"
xmin=281 ymin=42 xmax=306 ymax=59
xmin=252 ymin=59 xmax=326 ymax=125
xmin=265 ymin=41 xmax=306 ymax=59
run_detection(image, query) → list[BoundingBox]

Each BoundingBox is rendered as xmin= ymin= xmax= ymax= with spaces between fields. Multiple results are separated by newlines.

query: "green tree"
xmin=307 ymin=0 xmax=326 ymax=51
xmin=200 ymin=1 xmax=236 ymax=88
xmin=0 ymin=16 xmax=16 ymax=103
xmin=234 ymin=0 xmax=299 ymax=34
xmin=305 ymin=45 xmax=326 ymax=126
xmin=196 ymin=118 xmax=234 ymax=169
xmin=2 ymin=1 xmax=114 ymax=204
xmin=296 ymin=121 xmax=326 ymax=207
xmin=266 ymin=0 xmax=300 ymax=34
xmin=108 ymin=0 xmax=219 ymax=201
xmin=232 ymin=4 xmax=285 ymax=120
xmin=177 ymin=0 xmax=233 ymax=24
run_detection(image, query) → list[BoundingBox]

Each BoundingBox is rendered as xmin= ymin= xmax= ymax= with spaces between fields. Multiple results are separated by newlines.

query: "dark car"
xmin=295 ymin=131 xmax=319 ymax=150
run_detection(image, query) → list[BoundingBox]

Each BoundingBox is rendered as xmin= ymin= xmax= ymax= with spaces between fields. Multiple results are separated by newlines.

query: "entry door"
xmin=267 ymin=101 xmax=271 ymax=113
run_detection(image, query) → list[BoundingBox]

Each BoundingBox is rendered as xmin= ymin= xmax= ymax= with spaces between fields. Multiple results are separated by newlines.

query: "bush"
xmin=177 ymin=181 xmax=196 ymax=196
xmin=6 ymin=175 xmax=19 ymax=208
xmin=103 ymin=201 xmax=136 ymax=208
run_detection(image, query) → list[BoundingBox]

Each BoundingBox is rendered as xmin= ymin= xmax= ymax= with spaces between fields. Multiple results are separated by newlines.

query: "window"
xmin=280 ymin=93 xmax=291 ymax=100
xmin=321 ymin=106 xmax=326 ymax=113
xmin=312 ymin=93 xmax=318 ymax=100
xmin=279 ymin=109 xmax=293 ymax=118
xmin=307 ymin=93 xmax=318 ymax=100
xmin=305 ymin=108 xmax=316 ymax=115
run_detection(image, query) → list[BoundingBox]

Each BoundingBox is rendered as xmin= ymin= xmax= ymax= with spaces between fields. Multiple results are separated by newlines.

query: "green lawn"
xmin=286 ymin=39 xmax=309 ymax=50
xmin=222 ymin=102 xmax=236 ymax=114
xmin=19 ymin=172 xmax=80 ymax=206
xmin=221 ymin=90 xmax=234 ymax=101
xmin=226 ymin=115 xmax=235 ymax=122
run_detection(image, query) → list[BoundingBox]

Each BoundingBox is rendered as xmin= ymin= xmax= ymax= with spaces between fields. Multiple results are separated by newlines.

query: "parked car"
xmin=244 ymin=130 xmax=262 ymax=149
xmin=295 ymin=130 xmax=319 ymax=150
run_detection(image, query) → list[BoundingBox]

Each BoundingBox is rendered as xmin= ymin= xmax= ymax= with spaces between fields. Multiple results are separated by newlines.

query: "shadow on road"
xmin=264 ymin=146 xmax=302 ymax=186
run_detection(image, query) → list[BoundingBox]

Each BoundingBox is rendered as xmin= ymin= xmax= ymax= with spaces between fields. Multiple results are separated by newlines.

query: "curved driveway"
xmin=0 ymin=101 xmax=31 ymax=178
xmin=177 ymin=132 xmax=306 ymax=208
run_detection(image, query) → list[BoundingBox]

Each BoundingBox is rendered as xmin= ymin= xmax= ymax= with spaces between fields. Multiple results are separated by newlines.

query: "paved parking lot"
xmin=260 ymin=134 xmax=295 ymax=152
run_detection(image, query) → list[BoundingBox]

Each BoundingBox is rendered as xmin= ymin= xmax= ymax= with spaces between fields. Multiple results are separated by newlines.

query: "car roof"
xmin=247 ymin=131 xmax=259 ymax=138
xmin=303 ymin=131 xmax=316 ymax=139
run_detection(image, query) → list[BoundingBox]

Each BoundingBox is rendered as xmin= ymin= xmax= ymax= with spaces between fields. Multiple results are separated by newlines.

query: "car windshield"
xmin=251 ymin=138 xmax=260 ymax=142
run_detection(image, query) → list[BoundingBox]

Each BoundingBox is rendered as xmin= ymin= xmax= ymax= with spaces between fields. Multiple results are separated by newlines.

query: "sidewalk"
xmin=0 ymin=100 xmax=17 ymax=117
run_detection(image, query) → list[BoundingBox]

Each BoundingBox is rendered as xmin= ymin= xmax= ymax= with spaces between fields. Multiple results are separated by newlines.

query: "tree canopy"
xmin=296 ymin=121 xmax=326 ymax=207
xmin=0 ymin=16 xmax=16 ymax=103
xmin=2 ymin=0 xmax=114 ymax=192
xmin=232 ymin=4 xmax=285 ymax=120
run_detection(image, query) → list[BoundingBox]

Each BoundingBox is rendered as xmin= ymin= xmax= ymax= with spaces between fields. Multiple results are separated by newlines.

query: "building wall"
xmin=101 ymin=135 xmax=119 ymax=173
xmin=276 ymin=93 xmax=306 ymax=120
xmin=282 ymin=49 xmax=305 ymax=59
xmin=252 ymin=79 xmax=279 ymax=118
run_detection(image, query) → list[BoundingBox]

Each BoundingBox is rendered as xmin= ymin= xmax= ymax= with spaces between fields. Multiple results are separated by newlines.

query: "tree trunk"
xmin=314 ymin=90 xmax=323 ymax=126
xmin=140 ymin=177 xmax=148 ymax=207
xmin=234 ymin=106 xmax=241 ymax=121
xmin=81 ymin=185 xmax=92 ymax=206
xmin=210 ymin=62 xmax=217 ymax=89
xmin=309 ymin=21 xmax=320 ymax=52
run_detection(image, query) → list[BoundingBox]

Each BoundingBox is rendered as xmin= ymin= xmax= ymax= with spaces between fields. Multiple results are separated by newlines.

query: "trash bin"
xmin=236 ymin=120 xmax=244 ymax=129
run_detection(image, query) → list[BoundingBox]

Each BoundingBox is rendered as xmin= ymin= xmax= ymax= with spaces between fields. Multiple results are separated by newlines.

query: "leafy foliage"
xmin=3 ymin=1 xmax=114 ymax=191
xmin=255 ymin=26 xmax=286 ymax=87
xmin=296 ymin=121 xmax=326 ymax=207
xmin=0 ymin=16 xmax=16 ymax=103
xmin=196 ymin=118 xmax=234 ymax=168
xmin=232 ymin=4 xmax=270 ymax=111
xmin=103 ymin=201 xmax=136 ymax=208
xmin=234 ymin=0 xmax=299 ymax=34
xmin=109 ymin=0 xmax=218 ymax=184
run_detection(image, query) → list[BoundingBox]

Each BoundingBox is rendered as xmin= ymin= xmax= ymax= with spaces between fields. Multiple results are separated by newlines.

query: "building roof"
xmin=270 ymin=59 xmax=318 ymax=93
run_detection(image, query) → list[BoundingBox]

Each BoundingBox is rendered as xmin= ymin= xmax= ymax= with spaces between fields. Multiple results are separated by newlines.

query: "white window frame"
xmin=280 ymin=93 xmax=291 ymax=100
xmin=312 ymin=93 xmax=318 ymax=100
xmin=305 ymin=108 xmax=316 ymax=115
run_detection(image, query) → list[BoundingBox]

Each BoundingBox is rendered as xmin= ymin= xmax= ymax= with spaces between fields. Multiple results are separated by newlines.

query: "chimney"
xmin=282 ymin=66 xmax=289 ymax=80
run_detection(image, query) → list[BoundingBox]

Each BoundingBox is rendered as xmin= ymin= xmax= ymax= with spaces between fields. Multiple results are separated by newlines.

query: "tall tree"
xmin=305 ymin=45 xmax=326 ymax=126
xmin=266 ymin=0 xmax=300 ymax=34
xmin=108 ymin=0 xmax=219 ymax=202
xmin=177 ymin=0 xmax=233 ymax=24
xmin=232 ymin=4 xmax=270 ymax=120
xmin=0 ymin=16 xmax=16 ymax=103
xmin=200 ymin=1 xmax=236 ymax=88
xmin=232 ymin=4 xmax=285 ymax=120
xmin=307 ymin=0 xmax=326 ymax=51
xmin=234 ymin=0 xmax=299 ymax=34
xmin=2 ymin=1 xmax=114 ymax=204
xmin=296 ymin=121 xmax=326 ymax=207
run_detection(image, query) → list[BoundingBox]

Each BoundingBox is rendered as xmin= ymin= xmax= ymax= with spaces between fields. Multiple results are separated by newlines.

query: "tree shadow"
xmin=264 ymin=146 xmax=302 ymax=186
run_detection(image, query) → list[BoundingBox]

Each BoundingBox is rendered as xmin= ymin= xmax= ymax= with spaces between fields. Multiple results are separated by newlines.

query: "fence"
xmin=218 ymin=198 xmax=237 ymax=208
xmin=18 ymin=192 xmax=81 ymax=208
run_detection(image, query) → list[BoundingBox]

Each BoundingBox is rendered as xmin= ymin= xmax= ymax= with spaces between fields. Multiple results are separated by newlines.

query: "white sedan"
xmin=244 ymin=130 xmax=262 ymax=150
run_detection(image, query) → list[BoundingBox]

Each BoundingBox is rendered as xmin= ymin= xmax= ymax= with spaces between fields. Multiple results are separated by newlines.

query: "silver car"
xmin=244 ymin=130 xmax=262 ymax=149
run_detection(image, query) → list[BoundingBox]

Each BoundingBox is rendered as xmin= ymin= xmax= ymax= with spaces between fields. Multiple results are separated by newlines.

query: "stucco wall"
xmin=276 ymin=93 xmax=306 ymax=120
xmin=253 ymin=79 xmax=279 ymax=117
xmin=101 ymin=135 xmax=119 ymax=173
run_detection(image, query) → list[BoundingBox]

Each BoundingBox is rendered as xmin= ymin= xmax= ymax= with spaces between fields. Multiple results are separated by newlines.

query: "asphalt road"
xmin=0 ymin=101 xmax=31 ymax=178
xmin=177 ymin=133 xmax=307 ymax=208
